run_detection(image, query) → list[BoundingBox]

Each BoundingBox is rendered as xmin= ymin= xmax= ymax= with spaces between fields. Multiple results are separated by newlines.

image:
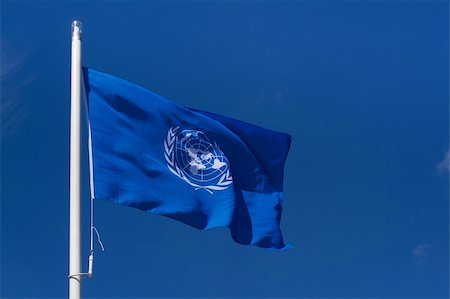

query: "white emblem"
xmin=164 ymin=126 xmax=233 ymax=194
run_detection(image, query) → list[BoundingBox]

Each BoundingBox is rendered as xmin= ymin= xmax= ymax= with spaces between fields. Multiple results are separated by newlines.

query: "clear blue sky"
xmin=1 ymin=1 xmax=448 ymax=298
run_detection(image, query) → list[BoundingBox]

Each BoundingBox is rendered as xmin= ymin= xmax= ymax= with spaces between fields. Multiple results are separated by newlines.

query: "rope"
xmin=68 ymin=72 xmax=105 ymax=281
xmin=92 ymin=226 xmax=105 ymax=252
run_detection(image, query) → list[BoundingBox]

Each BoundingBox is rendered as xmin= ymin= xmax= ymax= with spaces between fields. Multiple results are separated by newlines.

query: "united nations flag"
xmin=83 ymin=67 xmax=291 ymax=249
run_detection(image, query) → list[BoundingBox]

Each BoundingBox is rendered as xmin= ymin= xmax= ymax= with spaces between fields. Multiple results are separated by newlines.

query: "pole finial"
xmin=72 ymin=20 xmax=82 ymax=40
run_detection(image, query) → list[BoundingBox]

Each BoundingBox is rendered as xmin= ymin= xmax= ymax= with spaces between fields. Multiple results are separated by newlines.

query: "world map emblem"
xmin=164 ymin=126 xmax=233 ymax=193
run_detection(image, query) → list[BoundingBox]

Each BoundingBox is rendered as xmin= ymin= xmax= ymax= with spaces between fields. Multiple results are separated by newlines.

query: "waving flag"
xmin=83 ymin=67 xmax=291 ymax=249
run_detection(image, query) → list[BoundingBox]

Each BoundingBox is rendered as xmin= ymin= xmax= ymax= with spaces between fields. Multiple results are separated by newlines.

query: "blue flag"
xmin=83 ymin=67 xmax=291 ymax=249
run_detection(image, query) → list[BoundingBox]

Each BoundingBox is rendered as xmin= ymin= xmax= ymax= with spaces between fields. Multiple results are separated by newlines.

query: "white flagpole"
xmin=69 ymin=20 xmax=82 ymax=299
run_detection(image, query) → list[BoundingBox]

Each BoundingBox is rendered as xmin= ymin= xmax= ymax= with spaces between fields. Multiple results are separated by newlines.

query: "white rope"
xmin=92 ymin=226 xmax=105 ymax=252
xmin=84 ymin=71 xmax=96 ymax=257
xmin=69 ymin=70 xmax=105 ymax=281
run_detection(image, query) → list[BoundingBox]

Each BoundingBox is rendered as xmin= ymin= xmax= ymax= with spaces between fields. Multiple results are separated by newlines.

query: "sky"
xmin=1 ymin=1 xmax=449 ymax=298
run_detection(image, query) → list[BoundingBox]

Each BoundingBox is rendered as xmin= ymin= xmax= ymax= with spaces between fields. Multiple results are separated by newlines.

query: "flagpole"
xmin=69 ymin=20 xmax=82 ymax=299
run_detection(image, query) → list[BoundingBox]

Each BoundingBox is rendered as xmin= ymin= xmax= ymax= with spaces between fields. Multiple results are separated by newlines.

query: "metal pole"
xmin=69 ymin=20 xmax=82 ymax=299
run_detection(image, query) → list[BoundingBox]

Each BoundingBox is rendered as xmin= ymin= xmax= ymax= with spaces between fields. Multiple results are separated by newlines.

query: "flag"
xmin=83 ymin=67 xmax=291 ymax=249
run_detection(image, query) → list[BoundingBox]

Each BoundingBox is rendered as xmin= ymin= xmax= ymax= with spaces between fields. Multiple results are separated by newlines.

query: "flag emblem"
xmin=164 ymin=126 xmax=233 ymax=193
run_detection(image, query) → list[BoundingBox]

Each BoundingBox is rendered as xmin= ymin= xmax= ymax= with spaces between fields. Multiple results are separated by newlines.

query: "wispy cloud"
xmin=437 ymin=150 xmax=450 ymax=173
xmin=1 ymin=41 xmax=36 ymax=135
xmin=412 ymin=243 xmax=433 ymax=265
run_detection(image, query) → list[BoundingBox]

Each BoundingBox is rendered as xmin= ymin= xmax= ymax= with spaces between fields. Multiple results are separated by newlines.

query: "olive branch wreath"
xmin=164 ymin=126 xmax=233 ymax=194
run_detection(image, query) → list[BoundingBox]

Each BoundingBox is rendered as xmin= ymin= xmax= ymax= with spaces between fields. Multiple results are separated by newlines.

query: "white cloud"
xmin=1 ymin=41 xmax=36 ymax=135
xmin=412 ymin=243 xmax=433 ymax=265
xmin=437 ymin=150 xmax=450 ymax=173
